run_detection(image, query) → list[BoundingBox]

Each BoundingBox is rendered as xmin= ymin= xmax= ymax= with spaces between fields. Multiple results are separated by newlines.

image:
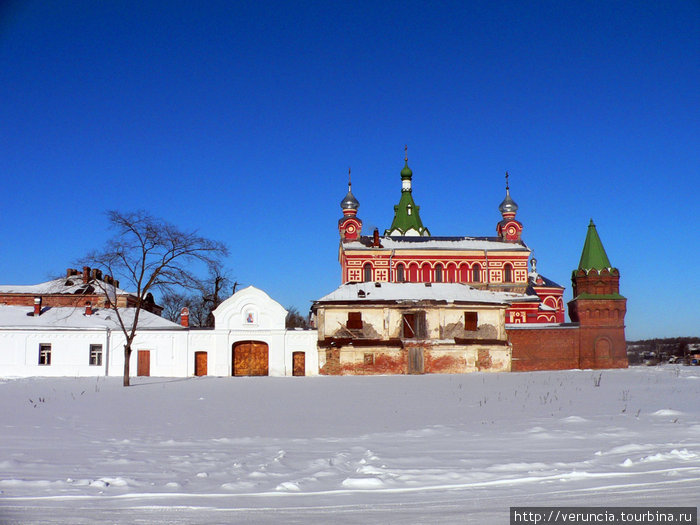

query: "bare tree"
xmin=160 ymin=266 xmax=235 ymax=327
xmin=160 ymin=291 xmax=191 ymax=323
xmin=285 ymin=306 xmax=310 ymax=329
xmin=82 ymin=210 xmax=227 ymax=386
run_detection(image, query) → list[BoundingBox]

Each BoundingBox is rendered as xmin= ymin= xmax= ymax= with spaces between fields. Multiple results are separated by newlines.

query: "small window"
xmin=396 ymin=264 xmax=405 ymax=283
xmin=363 ymin=263 xmax=372 ymax=282
xmin=347 ymin=312 xmax=363 ymax=329
xmin=326 ymin=349 xmax=333 ymax=362
xmin=402 ymin=312 xmax=427 ymax=339
xmin=435 ymin=265 xmax=443 ymax=282
xmin=364 ymin=353 xmax=374 ymax=365
xmin=464 ymin=312 xmax=478 ymax=331
xmin=89 ymin=344 xmax=103 ymax=366
xmin=504 ymin=264 xmax=513 ymax=283
xmin=38 ymin=344 xmax=51 ymax=366
xmin=472 ymin=265 xmax=481 ymax=283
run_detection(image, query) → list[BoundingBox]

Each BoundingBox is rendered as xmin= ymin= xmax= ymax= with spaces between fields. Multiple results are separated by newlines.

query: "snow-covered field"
xmin=1 ymin=367 xmax=699 ymax=524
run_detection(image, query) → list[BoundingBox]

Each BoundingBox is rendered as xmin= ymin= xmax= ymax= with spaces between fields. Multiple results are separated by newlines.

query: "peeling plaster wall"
xmin=319 ymin=304 xmax=505 ymax=341
xmin=316 ymin=303 xmax=510 ymax=375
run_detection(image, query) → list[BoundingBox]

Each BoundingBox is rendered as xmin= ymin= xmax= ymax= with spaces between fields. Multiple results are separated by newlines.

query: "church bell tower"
xmin=338 ymin=168 xmax=362 ymax=242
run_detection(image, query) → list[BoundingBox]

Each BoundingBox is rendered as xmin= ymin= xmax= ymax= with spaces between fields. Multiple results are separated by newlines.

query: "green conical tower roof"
xmin=385 ymin=148 xmax=430 ymax=237
xmin=578 ymin=219 xmax=612 ymax=270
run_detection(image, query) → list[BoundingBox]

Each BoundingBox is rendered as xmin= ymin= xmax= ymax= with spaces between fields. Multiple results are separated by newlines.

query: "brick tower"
xmin=568 ymin=220 xmax=628 ymax=368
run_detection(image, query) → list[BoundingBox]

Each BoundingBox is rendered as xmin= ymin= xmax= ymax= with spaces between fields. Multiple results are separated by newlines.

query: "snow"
xmin=0 ymin=277 xmax=132 ymax=297
xmin=0 ymin=305 xmax=183 ymax=330
xmin=344 ymin=236 xmax=530 ymax=252
xmin=315 ymin=282 xmax=537 ymax=305
xmin=1 ymin=366 xmax=699 ymax=524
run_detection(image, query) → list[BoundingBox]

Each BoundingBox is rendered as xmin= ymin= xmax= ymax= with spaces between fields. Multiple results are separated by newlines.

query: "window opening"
xmin=89 ymin=344 xmax=103 ymax=366
xmin=472 ymin=265 xmax=481 ymax=283
xmin=396 ymin=264 xmax=405 ymax=283
xmin=504 ymin=264 xmax=513 ymax=283
xmin=363 ymin=263 xmax=372 ymax=282
xmin=464 ymin=312 xmax=478 ymax=331
xmin=39 ymin=344 xmax=51 ymax=366
xmin=402 ymin=312 xmax=426 ymax=339
xmin=347 ymin=312 xmax=363 ymax=329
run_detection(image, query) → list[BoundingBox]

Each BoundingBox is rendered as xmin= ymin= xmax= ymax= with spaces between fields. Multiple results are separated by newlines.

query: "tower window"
xmin=396 ymin=264 xmax=405 ymax=283
xmin=38 ymin=344 xmax=51 ymax=366
xmin=363 ymin=263 xmax=372 ymax=282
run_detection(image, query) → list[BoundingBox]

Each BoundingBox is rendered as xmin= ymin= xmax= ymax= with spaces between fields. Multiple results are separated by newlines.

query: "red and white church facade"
xmin=337 ymin=161 xmax=566 ymax=325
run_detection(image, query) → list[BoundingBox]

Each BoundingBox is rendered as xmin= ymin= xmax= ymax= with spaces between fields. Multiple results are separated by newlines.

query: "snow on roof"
xmin=314 ymin=282 xmax=538 ymax=305
xmin=0 ymin=277 xmax=134 ymax=296
xmin=343 ymin=236 xmax=530 ymax=252
xmin=0 ymin=305 xmax=183 ymax=330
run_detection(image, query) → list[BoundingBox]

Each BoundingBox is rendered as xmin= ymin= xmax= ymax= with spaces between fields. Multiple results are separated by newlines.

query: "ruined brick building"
xmin=313 ymin=153 xmax=627 ymax=374
xmin=0 ymin=267 xmax=162 ymax=315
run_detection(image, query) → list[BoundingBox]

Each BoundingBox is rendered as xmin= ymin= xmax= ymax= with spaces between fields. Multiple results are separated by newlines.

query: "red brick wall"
xmin=508 ymin=323 xmax=628 ymax=371
xmin=0 ymin=293 xmax=161 ymax=314
xmin=508 ymin=327 xmax=581 ymax=371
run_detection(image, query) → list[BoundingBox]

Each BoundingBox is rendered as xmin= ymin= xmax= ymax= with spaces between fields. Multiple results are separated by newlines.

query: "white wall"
xmin=0 ymin=286 xmax=319 ymax=378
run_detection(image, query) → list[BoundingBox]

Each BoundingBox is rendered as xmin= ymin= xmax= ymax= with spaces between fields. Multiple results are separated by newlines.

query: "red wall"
xmin=508 ymin=326 xmax=581 ymax=371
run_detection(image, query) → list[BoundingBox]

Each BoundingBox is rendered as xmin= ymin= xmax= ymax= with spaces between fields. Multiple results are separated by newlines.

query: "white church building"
xmin=0 ymin=286 xmax=318 ymax=378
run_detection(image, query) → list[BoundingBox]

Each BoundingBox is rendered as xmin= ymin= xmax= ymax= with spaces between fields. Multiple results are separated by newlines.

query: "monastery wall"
xmin=507 ymin=325 xmax=581 ymax=371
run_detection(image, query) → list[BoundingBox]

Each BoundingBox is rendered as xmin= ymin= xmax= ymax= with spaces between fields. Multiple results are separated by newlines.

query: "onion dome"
xmin=340 ymin=184 xmax=359 ymax=210
xmin=498 ymin=171 xmax=518 ymax=215
xmin=400 ymin=145 xmax=413 ymax=182
xmin=340 ymin=168 xmax=359 ymax=211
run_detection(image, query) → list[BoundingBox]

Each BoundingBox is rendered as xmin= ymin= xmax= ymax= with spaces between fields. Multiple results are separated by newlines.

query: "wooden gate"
xmin=407 ymin=347 xmax=424 ymax=374
xmin=232 ymin=341 xmax=269 ymax=376
xmin=194 ymin=351 xmax=207 ymax=376
xmin=137 ymin=350 xmax=150 ymax=376
xmin=292 ymin=351 xmax=305 ymax=376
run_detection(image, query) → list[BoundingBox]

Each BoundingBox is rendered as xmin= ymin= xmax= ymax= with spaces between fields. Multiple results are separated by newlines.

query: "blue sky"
xmin=1 ymin=1 xmax=698 ymax=340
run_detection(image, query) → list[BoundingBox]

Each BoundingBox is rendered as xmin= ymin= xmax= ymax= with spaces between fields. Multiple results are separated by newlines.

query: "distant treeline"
xmin=627 ymin=337 xmax=700 ymax=364
xmin=628 ymin=336 xmax=700 ymax=347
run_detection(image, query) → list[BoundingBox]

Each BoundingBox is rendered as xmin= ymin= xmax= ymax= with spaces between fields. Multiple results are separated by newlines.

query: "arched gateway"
xmin=232 ymin=341 xmax=269 ymax=376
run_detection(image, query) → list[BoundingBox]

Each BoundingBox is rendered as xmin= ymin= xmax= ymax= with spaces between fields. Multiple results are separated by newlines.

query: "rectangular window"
xmin=89 ymin=344 xmax=103 ymax=366
xmin=364 ymin=353 xmax=374 ymax=365
xmin=347 ymin=312 xmax=363 ymax=329
xmin=402 ymin=312 xmax=426 ymax=339
xmin=38 ymin=344 xmax=51 ymax=366
xmin=464 ymin=312 xmax=478 ymax=331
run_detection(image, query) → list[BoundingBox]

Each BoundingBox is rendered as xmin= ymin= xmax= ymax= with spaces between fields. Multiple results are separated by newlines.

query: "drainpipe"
xmin=389 ymin=250 xmax=395 ymax=282
xmin=104 ymin=328 xmax=111 ymax=377
xmin=484 ymin=250 xmax=490 ymax=289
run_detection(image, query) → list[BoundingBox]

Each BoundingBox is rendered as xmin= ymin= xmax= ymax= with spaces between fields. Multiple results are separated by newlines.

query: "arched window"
xmin=396 ymin=264 xmax=405 ymax=283
xmin=363 ymin=263 xmax=372 ymax=282
xmin=472 ymin=264 xmax=481 ymax=283
xmin=408 ymin=264 xmax=419 ymax=282
xmin=435 ymin=265 xmax=443 ymax=282
xmin=504 ymin=264 xmax=513 ymax=283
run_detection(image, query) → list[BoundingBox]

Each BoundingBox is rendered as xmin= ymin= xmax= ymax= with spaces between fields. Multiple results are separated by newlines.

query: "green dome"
xmin=400 ymin=161 xmax=413 ymax=179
